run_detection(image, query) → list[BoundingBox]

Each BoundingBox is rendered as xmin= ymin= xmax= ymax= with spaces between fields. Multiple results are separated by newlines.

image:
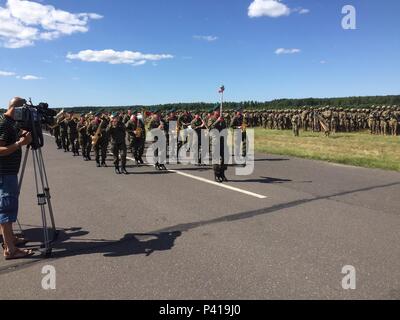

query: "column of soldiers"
xmin=49 ymin=107 xmax=249 ymax=182
xmin=47 ymin=105 xmax=398 ymax=181
xmin=51 ymin=110 xmax=147 ymax=175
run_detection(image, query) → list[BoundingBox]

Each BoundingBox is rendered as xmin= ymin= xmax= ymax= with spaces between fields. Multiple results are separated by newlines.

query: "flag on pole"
xmin=218 ymin=85 xmax=225 ymax=93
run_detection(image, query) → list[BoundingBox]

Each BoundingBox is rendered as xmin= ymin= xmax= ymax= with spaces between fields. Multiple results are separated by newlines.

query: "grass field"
xmin=254 ymin=128 xmax=400 ymax=172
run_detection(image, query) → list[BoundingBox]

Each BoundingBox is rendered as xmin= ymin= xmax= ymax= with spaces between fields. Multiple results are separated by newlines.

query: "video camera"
xmin=14 ymin=99 xmax=57 ymax=149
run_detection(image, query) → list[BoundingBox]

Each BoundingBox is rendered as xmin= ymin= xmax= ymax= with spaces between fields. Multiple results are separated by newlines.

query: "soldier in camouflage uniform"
xmin=208 ymin=108 xmax=228 ymax=182
xmin=291 ymin=111 xmax=300 ymax=137
xmin=58 ymin=114 xmax=69 ymax=152
xmin=389 ymin=108 xmax=398 ymax=136
xmin=107 ymin=114 xmax=127 ymax=174
xmin=66 ymin=112 xmax=79 ymax=156
xmin=190 ymin=111 xmax=206 ymax=165
xmin=177 ymin=111 xmax=192 ymax=159
xmin=368 ymin=108 xmax=377 ymax=134
xmin=148 ymin=112 xmax=167 ymax=170
xmin=164 ymin=109 xmax=178 ymax=160
xmin=87 ymin=113 xmax=108 ymax=167
xmin=380 ymin=106 xmax=390 ymax=136
xmin=126 ymin=114 xmax=145 ymax=165
xmin=52 ymin=118 xmax=62 ymax=149
xmin=77 ymin=114 xmax=91 ymax=161
xmin=230 ymin=109 xmax=247 ymax=157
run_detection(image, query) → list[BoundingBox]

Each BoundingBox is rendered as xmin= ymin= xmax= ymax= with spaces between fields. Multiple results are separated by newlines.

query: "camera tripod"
xmin=16 ymin=145 xmax=58 ymax=257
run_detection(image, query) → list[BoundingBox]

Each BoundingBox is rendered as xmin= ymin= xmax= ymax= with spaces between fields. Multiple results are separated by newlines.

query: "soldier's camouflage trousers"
xmin=292 ymin=124 xmax=299 ymax=137
xmin=69 ymin=134 xmax=79 ymax=155
xmin=129 ymin=137 xmax=144 ymax=161
xmin=389 ymin=120 xmax=398 ymax=136
xmin=94 ymin=139 xmax=108 ymax=164
xmin=54 ymin=130 xmax=61 ymax=148
xmin=60 ymin=132 xmax=69 ymax=151
xmin=79 ymin=137 xmax=91 ymax=159
xmin=112 ymin=142 xmax=127 ymax=168
xmin=380 ymin=121 xmax=388 ymax=135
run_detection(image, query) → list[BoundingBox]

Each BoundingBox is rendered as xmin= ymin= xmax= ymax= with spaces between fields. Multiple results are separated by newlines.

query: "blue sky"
xmin=0 ymin=0 xmax=399 ymax=108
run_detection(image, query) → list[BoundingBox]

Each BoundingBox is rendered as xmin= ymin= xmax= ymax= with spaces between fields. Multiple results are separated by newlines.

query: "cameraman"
xmin=0 ymin=97 xmax=33 ymax=260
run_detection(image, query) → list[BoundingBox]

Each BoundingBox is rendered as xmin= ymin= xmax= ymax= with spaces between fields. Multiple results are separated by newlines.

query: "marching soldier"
xmin=107 ymin=114 xmax=128 ymax=174
xmin=51 ymin=118 xmax=62 ymax=149
xmin=77 ymin=114 xmax=91 ymax=161
xmin=190 ymin=111 xmax=206 ymax=165
xmin=87 ymin=113 xmax=108 ymax=167
xmin=177 ymin=111 xmax=192 ymax=157
xmin=230 ymin=108 xmax=247 ymax=157
xmin=208 ymin=107 xmax=228 ymax=183
xmin=66 ymin=112 xmax=79 ymax=156
xmin=148 ymin=111 xmax=166 ymax=170
xmin=163 ymin=109 xmax=178 ymax=160
xmin=58 ymin=113 xmax=69 ymax=152
xmin=126 ymin=113 xmax=145 ymax=165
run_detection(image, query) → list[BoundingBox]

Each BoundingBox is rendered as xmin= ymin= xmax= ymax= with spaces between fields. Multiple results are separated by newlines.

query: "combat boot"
xmin=115 ymin=165 xmax=121 ymax=174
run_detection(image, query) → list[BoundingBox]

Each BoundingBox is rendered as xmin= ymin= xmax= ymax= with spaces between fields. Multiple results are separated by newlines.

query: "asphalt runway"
xmin=0 ymin=133 xmax=399 ymax=299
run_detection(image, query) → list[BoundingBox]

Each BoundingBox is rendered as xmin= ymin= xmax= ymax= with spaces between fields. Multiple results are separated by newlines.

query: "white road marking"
xmin=44 ymin=133 xmax=267 ymax=199
xmin=123 ymin=154 xmax=266 ymax=199
xmin=168 ymin=169 xmax=267 ymax=199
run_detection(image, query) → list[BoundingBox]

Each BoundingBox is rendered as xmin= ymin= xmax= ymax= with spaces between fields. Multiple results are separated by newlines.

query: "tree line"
xmin=2 ymin=95 xmax=399 ymax=113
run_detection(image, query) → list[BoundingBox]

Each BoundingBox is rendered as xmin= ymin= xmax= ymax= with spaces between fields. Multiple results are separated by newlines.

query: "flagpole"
xmin=220 ymin=90 xmax=223 ymax=115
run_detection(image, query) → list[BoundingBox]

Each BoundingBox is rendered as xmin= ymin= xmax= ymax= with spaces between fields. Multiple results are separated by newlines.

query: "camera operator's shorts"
xmin=0 ymin=175 xmax=19 ymax=224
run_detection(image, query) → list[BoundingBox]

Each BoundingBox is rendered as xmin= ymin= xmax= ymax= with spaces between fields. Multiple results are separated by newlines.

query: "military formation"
xmin=236 ymin=105 xmax=400 ymax=136
xmin=49 ymin=106 xmax=248 ymax=182
xmin=52 ymin=110 xmax=146 ymax=175
xmin=48 ymin=105 xmax=398 ymax=180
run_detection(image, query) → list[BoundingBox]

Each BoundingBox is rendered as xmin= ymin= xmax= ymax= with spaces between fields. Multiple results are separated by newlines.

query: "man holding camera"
xmin=0 ymin=97 xmax=34 ymax=260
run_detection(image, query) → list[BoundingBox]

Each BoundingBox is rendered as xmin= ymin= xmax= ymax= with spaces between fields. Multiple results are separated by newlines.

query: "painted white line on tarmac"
xmin=44 ymin=133 xmax=267 ymax=199
xmin=168 ymin=169 xmax=267 ymax=199
xmin=124 ymin=155 xmax=267 ymax=199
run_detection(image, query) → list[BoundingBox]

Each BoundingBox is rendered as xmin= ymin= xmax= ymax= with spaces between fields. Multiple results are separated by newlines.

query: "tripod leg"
xmin=40 ymin=201 xmax=51 ymax=256
xmin=15 ymin=218 xmax=24 ymax=236
xmin=15 ymin=146 xmax=31 ymax=238
xmin=37 ymin=149 xmax=57 ymax=233
xmin=18 ymin=146 xmax=30 ymax=190
xmin=32 ymin=149 xmax=53 ymax=256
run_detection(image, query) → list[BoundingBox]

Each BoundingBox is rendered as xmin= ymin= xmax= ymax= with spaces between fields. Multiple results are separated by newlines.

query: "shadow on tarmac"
xmin=8 ymin=227 xmax=182 ymax=261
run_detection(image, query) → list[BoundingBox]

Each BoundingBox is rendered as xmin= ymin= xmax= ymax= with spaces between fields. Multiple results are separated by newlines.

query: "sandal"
xmin=4 ymin=248 xmax=34 ymax=260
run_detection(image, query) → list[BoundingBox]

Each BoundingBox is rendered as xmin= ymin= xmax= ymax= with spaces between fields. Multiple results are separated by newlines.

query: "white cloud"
xmin=132 ymin=60 xmax=147 ymax=67
xmin=248 ymin=0 xmax=309 ymax=18
xmin=19 ymin=75 xmax=43 ymax=80
xmin=0 ymin=70 xmax=16 ymax=76
xmin=298 ymin=8 xmax=310 ymax=14
xmin=320 ymin=60 xmax=327 ymax=64
xmin=275 ymin=48 xmax=301 ymax=55
xmin=0 ymin=0 xmax=102 ymax=48
xmin=193 ymin=35 xmax=218 ymax=42
xmin=248 ymin=0 xmax=290 ymax=18
xmin=66 ymin=49 xmax=174 ymax=66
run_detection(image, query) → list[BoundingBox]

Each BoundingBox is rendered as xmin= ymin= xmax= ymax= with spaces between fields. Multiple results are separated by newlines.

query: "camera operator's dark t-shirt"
xmin=0 ymin=115 xmax=22 ymax=175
